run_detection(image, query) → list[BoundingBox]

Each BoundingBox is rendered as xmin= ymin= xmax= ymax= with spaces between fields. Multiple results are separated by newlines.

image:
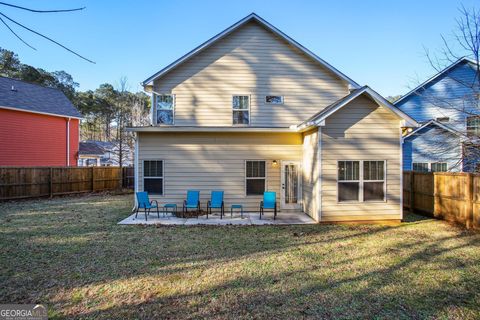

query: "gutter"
xmin=66 ymin=118 xmax=71 ymax=166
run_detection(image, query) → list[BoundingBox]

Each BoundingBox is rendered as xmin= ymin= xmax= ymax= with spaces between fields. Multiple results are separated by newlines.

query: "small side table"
xmin=230 ymin=204 xmax=243 ymax=218
xmin=163 ymin=204 xmax=177 ymax=217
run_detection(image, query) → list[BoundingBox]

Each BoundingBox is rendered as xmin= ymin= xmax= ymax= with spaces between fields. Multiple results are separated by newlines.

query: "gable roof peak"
xmin=142 ymin=13 xmax=360 ymax=88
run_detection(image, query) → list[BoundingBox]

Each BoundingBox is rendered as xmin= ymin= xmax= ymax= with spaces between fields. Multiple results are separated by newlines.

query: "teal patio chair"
xmin=207 ymin=190 xmax=224 ymax=219
xmin=182 ymin=190 xmax=200 ymax=218
xmin=260 ymin=191 xmax=277 ymax=220
xmin=135 ymin=191 xmax=159 ymax=221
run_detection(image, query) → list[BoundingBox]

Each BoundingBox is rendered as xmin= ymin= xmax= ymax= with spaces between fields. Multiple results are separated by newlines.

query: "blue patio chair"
xmin=260 ymin=191 xmax=277 ymax=220
xmin=182 ymin=190 xmax=200 ymax=218
xmin=207 ymin=190 xmax=224 ymax=219
xmin=135 ymin=191 xmax=159 ymax=221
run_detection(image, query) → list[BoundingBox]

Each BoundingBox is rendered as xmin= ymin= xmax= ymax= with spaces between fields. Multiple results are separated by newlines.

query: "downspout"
xmin=317 ymin=127 xmax=322 ymax=222
xmin=66 ymin=117 xmax=71 ymax=166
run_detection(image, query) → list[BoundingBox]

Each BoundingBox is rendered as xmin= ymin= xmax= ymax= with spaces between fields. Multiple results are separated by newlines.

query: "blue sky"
xmin=0 ymin=0 xmax=477 ymax=96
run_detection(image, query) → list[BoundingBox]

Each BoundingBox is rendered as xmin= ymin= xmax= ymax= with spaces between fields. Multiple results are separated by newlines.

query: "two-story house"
xmin=395 ymin=57 xmax=480 ymax=172
xmin=128 ymin=13 xmax=417 ymax=223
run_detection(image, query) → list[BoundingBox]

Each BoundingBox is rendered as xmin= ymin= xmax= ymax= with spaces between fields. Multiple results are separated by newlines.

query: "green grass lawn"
xmin=0 ymin=194 xmax=479 ymax=319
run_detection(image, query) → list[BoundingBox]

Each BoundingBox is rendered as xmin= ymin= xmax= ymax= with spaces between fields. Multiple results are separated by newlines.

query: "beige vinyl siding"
xmin=320 ymin=95 xmax=402 ymax=221
xmin=138 ymin=132 xmax=302 ymax=211
xmin=302 ymin=128 xmax=319 ymax=220
xmin=152 ymin=21 xmax=349 ymax=127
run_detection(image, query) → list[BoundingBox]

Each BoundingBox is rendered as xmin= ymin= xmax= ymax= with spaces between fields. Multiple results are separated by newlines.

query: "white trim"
xmin=403 ymin=119 xmax=463 ymax=140
xmin=126 ymin=126 xmax=295 ymax=133
xmin=150 ymin=93 xmax=155 ymax=125
xmin=280 ymin=160 xmax=302 ymax=210
xmin=317 ymin=126 xmax=322 ymax=222
xmin=0 ymin=105 xmax=82 ymax=120
xmin=142 ymin=13 xmax=360 ymax=88
xmin=232 ymin=95 xmax=251 ymax=126
xmin=395 ymin=57 xmax=478 ymax=106
xmin=134 ymin=136 xmax=139 ymax=207
xmin=244 ymin=160 xmax=267 ymax=196
xmin=400 ymin=126 xmax=404 ymax=220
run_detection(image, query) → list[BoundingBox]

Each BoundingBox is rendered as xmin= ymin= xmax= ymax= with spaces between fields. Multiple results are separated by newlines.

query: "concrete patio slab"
xmin=118 ymin=210 xmax=316 ymax=226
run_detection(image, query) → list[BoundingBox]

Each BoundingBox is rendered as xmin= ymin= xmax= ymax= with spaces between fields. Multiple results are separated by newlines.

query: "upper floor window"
xmin=265 ymin=95 xmax=284 ymax=104
xmin=466 ymin=116 xmax=480 ymax=137
xmin=436 ymin=117 xmax=449 ymax=123
xmin=233 ymin=95 xmax=249 ymax=125
xmin=155 ymin=94 xmax=174 ymax=125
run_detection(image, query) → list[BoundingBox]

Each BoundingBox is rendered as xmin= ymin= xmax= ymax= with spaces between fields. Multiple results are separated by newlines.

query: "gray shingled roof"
xmin=79 ymin=142 xmax=105 ymax=155
xmin=0 ymin=76 xmax=82 ymax=118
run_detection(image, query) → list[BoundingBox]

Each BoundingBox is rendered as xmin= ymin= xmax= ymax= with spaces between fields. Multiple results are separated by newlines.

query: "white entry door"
xmin=281 ymin=161 xmax=302 ymax=210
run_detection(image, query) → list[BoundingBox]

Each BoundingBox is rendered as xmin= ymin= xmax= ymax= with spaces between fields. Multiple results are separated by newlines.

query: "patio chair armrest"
xmin=260 ymin=200 xmax=264 ymax=208
xmin=207 ymin=200 xmax=211 ymax=208
xmin=150 ymin=200 xmax=159 ymax=207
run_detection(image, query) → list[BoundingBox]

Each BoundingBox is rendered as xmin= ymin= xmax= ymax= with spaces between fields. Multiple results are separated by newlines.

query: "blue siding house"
xmin=395 ymin=58 xmax=479 ymax=172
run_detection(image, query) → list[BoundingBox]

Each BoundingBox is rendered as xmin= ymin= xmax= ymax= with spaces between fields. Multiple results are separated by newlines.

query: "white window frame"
xmin=265 ymin=95 xmax=284 ymax=105
xmin=245 ymin=160 xmax=266 ymax=196
xmin=154 ymin=93 xmax=175 ymax=125
xmin=337 ymin=160 xmax=387 ymax=203
xmin=431 ymin=162 xmax=448 ymax=172
xmin=466 ymin=115 xmax=480 ymax=137
xmin=412 ymin=162 xmax=429 ymax=172
xmin=232 ymin=95 xmax=250 ymax=126
xmin=143 ymin=160 xmax=164 ymax=196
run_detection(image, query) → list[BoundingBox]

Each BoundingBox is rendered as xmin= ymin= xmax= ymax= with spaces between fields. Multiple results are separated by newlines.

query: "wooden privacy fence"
xmin=0 ymin=166 xmax=132 ymax=200
xmin=403 ymin=171 xmax=480 ymax=229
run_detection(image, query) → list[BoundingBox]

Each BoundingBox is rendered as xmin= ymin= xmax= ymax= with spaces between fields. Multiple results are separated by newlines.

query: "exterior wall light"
xmin=272 ymin=160 xmax=278 ymax=167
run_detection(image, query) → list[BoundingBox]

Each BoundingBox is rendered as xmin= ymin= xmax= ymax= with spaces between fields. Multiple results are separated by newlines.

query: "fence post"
xmin=49 ymin=167 xmax=53 ymax=198
xmin=409 ymin=171 xmax=414 ymax=213
xmin=91 ymin=166 xmax=95 ymax=192
xmin=466 ymin=173 xmax=473 ymax=229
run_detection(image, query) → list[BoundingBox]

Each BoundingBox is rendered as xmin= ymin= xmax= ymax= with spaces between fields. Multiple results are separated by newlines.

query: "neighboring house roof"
xmin=0 ymin=76 xmax=82 ymax=118
xmin=142 ymin=13 xmax=360 ymax=89
xmin=394 ymin=57 xmax=478 ymax=106
xmin=296 ymin=86 xmax=419 ymax=130
xmin=79 ymin=141 xmax=105 ymax=156
xmin=403 ymin=119 xmax=464 ymax=140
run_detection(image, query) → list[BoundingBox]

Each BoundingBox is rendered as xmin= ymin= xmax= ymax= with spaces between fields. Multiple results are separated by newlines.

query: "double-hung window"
xmin=143 ymin=160 xmax=164 ymax=195
xmin=233 ymin=95 xmax=249 ymax=125
xmin=245 ymin=160 xmax=265 ymax=195
xmin=338 ymin=161 xmax=360 ymax=202
xmin=155 ymin=94 xmax=174 ymax=125
xmin=337 ymin=160 xmax=386 ymax=202
xmin=363 ymin=161 xmax=385 ymax=201
xmin=466 ymin=116 xmax=480 ymax=137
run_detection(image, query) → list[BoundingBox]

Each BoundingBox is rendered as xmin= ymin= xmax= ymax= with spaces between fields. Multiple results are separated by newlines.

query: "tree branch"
xmin=0 ymin=2 xmax=85 ymax=13
xmin=0 ymin=11 xmax=95 ymax=64
xmin=0 ymin=15 xmax=36 ymax=50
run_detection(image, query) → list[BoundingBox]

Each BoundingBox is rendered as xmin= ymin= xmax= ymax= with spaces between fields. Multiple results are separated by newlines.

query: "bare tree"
xmin=409 ymin=6 xmax=480 ymax=171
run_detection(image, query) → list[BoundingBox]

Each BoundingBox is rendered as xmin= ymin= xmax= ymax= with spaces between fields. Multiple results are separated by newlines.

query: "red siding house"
xmin=0 ymin=77 xmax=81 ymax=166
